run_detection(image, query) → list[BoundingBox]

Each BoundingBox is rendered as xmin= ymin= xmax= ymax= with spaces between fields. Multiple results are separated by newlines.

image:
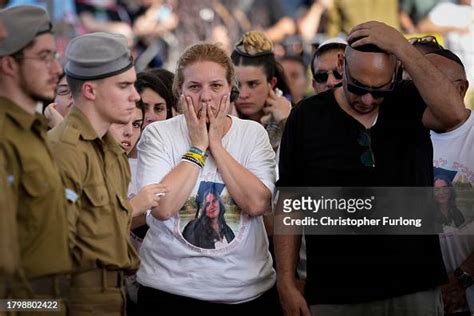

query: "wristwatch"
xmin=454 ymin=267 xmax=473 ymax=289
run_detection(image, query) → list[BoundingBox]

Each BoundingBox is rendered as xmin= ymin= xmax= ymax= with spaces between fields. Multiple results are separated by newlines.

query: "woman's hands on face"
xmin=208 ymin=94 xmax=230 ymax=152
xmin=181 ymin=94 xmax=209 ymax=151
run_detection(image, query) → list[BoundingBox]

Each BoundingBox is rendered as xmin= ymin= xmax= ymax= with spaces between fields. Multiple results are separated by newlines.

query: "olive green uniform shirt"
xmin=0 ymin=97 xmax=71 ymax=279
xmin=0 ymin=144 xmax=19 ymax=297
xmin=48 ymin=107 xmax=139 ymax=272
xmin=327 ymin=0 xmax=400 ymax=36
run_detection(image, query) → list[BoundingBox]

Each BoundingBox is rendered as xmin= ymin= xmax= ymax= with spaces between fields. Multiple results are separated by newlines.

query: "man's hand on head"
xmin=347 ymin=21 xmax=410 ymax=57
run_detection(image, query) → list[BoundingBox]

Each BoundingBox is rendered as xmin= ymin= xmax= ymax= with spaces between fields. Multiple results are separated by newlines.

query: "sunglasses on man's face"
xmin=346 ymin=82 xmax=394 ymax=98
xmin=313 ymin=69 xmax=343 ymax=83
xmin=344 ymin=59 xmax=395 ymax=98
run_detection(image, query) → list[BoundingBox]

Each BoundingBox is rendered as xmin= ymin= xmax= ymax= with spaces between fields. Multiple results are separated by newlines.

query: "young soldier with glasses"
xmin=0 ymin=6 xmax=71 ymax=313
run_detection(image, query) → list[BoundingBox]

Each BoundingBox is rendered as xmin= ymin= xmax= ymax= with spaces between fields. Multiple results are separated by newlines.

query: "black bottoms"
xmin=137 ymin=284 xmax=282 ymax=316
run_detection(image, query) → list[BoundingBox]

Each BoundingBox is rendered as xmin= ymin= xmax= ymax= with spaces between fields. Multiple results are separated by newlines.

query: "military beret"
xmin=64 ymin=32 xmax=133 ymax=80
xmin=0 ymin=5 xmax=52 ymax=57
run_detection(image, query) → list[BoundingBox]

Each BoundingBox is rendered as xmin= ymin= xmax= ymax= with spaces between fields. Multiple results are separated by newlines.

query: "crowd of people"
xmin=0 ymin=0 xmax=472 ymax=109
xmin=0 ymin=1 xmax=474 ymax=316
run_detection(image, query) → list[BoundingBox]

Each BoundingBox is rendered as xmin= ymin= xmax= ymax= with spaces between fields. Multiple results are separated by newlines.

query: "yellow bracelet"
xmin=183 ymin=151 xmax=206 ymax=166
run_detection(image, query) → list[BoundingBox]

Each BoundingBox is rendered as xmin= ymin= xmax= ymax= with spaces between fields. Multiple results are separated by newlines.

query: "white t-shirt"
xmin=135 ymin=114 xmax=277 ymax=303
xmin=431 ymin=110 xmax=474 ymax=312
xmin=128 ymin=157 xmax=138 ymax=198
xmin=125 ymin=157 xmax=142 ymax=303
xmin=429 ymin=3 xmax=474 ymax=83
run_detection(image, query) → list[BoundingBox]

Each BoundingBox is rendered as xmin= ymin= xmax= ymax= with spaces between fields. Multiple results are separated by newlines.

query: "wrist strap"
xmin=190 ymin=146 xmax=207 ymax=156
xmin=182 ymin=148 xmax=207 ymax=168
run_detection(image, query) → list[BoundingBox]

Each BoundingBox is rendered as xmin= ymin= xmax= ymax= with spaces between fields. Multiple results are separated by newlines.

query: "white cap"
xmin=315 ymin=37 xmax=347 ymax=55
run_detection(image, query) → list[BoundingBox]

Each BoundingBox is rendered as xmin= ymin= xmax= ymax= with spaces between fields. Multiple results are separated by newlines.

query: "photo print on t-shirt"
xmin=433 ymin=167 xmax=474 ymax=231
xmin=180 ymin=181 xmax=241 ymax=250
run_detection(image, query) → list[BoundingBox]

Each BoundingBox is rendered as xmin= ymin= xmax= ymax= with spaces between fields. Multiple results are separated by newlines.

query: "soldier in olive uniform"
xmin=0 ymin=148 xmax=18 ymax=299
xmin=0 ymin=11 xmax=16 ymax=299
xmin=0 ymin=5 xmax=71 ymax=312
xmin=48 ymin=32 xmax=141 ymax=315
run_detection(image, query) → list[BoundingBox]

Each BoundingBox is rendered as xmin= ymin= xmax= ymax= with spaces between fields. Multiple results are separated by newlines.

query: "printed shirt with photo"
xmin=135 ymin=114 xmax=276 ymax=303
xmin=432 ymin=110 xmax=474 ymax=312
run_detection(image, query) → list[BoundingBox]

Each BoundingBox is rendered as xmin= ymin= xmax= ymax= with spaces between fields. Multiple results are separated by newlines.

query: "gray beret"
xmin=65 ymin=32 xmax=133 ymax=80
xmin=0 ymin=5 xmax=52 ymax=56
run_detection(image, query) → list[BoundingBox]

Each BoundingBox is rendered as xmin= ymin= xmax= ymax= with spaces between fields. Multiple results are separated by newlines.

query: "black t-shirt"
xmin=277 ymin=82 xmax=447 ymax=304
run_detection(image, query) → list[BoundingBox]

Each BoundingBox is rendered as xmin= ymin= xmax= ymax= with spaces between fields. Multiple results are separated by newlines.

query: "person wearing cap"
xmin=296 ymin=36 xmax=347 ymax=290
xmin=310 ymin=37 xmax=347 ymax=95
xmin=0 ymin=8 xmax=11 ymax=297
xmin=0 ymin=10 xmax=14 ymax=297
xmin=0 ymin=5 xmax=71 ymax=310
xmin=425 ymin=48 xmax=474 ymax=315
xmin=275 ymin=21 xmax=469 ymax=315
xmin=48 ymin=32 xmax=141 ymax=314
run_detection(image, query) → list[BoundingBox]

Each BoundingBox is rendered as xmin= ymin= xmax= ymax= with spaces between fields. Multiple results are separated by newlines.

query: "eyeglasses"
xmin=344 ymin=58 xmax=395 ymax=98
xmin=408 ymin=35 xmax=443 ymax=49
xmin=55 ymin=84 xmax=71 ymax=96
xmin=16 ymin=51 xmax=60 ymax=68
xmin=358 ymin=130 xmax=375 ymax=168
xmin=313 ymin=69 xmax=343 ymax=83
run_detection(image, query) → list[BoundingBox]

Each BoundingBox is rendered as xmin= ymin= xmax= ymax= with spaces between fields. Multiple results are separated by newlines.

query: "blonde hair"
xmin=234 ymin=31 xmax=273 ymax=56
xmin=173 ymin=42 xmax=235 ymax=98
xmin=231 ymin=30 xmax=291 ymax=97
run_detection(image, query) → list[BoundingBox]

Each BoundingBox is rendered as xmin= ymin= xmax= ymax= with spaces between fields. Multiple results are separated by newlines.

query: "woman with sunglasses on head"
xmin=135 ymin=42 xmax=280 ymax=314
xmin=231 ymin=30 xmax=293 ymax=152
